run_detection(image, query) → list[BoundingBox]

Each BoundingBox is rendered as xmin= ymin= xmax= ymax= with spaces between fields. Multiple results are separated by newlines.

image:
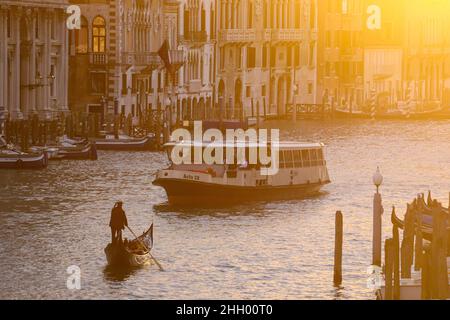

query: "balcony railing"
xmin=219 ymin=29 xmax=257 ymax=43
xmin=89 ymin=53 xmax=108 ymax=65
xmin=121 ymin=52 xmax=160 ymax=66
xmin=270 ymin=29 xmax=303 ymax=42
xmin=169 ymin=50 xmax=185 ymax=67
xmin=181 ymin=31 xmax=207 ymax=43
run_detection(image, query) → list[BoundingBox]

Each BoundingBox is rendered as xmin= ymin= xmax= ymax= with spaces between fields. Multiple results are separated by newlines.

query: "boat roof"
xmin=164 ymin=140 xmax=325 ymax=150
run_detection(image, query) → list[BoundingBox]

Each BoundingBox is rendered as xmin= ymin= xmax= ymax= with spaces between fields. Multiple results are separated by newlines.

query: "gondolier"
xmin=109 ymin=201 xmax=128 ymax=245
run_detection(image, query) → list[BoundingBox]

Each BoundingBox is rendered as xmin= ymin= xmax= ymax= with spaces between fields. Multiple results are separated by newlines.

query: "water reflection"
xmin=1 ymin=120 xmax=449 ymax=299
xmin=103 ymin=265 xmax=141 ymax=282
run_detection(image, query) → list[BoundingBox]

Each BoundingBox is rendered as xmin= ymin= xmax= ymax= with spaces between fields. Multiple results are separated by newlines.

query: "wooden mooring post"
xmin=392 ymin=223 xmax=401 ymax=300
xmin=333 ymin=211 xmax=343 ymax=286
xmin=384 ymin=238 xmax=394 ymax=300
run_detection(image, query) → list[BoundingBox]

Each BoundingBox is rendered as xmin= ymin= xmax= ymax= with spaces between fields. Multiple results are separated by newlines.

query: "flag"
xmin=158 ymin=40 xmax=172 ymax=73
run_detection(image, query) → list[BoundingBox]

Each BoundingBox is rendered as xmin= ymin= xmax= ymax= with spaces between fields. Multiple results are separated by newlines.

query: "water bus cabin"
xmin=153 ymin=140 xmax=330 ymax=205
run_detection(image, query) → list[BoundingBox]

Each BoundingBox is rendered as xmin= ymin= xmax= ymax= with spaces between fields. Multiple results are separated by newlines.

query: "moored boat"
xmin=334 ymin=106 xmax=442 ymax=120
xmin=92 ymin=134 xmax=156 ymax=151
xmin=30 ymin=141 xmax=97 ymax=160
xmin=153 ymin=140 xmax=331 ymax=205
xmin=104 ymin=224 xmax=154 ymax=267
xmin=0 ymin=149 xmax=48 ymax=169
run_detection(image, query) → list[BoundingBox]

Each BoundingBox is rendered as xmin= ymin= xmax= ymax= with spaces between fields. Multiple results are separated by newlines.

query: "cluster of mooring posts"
xmin=333 ymin=168 xmax=449 ymax=300
xmin=2 ymin=110 xmax=165 ymax=150
xmin=382 ymin=192 xmax=450 ymax=300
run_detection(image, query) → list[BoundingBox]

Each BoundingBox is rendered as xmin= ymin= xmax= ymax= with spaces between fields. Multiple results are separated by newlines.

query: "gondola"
xmin=104 ymin=224 xmax=154 ymax=267
xmin=91 ymin=134 xmax=156 ymax=151
xmin=55 ymin=142 xmax=97 ymax=160
xmin=30 ymin=141 xmax=97 ymax=160
xmin=391 ymin=207 xmax=450 ymax=247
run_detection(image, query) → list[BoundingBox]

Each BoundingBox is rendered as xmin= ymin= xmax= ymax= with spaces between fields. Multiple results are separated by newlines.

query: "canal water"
xmin=0 ymin=119 xmax=449 ymax=299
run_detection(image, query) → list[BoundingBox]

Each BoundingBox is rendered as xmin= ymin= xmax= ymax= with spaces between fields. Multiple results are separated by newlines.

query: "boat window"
xmin=310 ymin=149 xmax=318 ymax=166
xmin=294 ymin=150 xmax=302 ymax=167
xmin=317 ymin=148 xmax=324 ymax=165
xmin=285 ymin=150 xmax=294 ymax=168
xmin=302 ymin=150 xmax=310 ymax=167
xmin=279 ymin=150 xmax=285 ymax=168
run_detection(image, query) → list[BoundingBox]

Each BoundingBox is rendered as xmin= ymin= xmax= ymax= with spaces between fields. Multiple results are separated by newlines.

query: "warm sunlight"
xmin=0 ymin=0 xmax=449 ymax=307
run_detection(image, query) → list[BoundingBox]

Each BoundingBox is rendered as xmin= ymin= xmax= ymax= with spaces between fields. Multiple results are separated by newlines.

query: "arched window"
xmin=201 ymin=5 xmax=206 ymax=32
xmin=75 ymin=16 xmax=88 ymax=53
xmin=92 ymin=16 xmax=106 ymax=53
xmin=310 ymin=0 xmax=316 ymax=29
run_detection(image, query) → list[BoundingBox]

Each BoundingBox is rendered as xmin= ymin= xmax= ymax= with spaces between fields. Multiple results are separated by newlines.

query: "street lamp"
xmin=372 ymin=166 xmax=383 ymax=193
xmin=372 ymin=166 xmax=384 ymax=266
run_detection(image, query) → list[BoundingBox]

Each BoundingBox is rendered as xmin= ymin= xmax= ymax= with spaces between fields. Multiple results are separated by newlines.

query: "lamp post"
xmin=164 ymin=97 xmax=171 ymax=144
xmin=372 ymin=166 xmax=384 ymax=266
xmin=292 ymin=84 xmax=298 ymax=123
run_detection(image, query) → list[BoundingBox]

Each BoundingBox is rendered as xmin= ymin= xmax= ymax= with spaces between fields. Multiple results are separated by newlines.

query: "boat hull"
xmin=0 ymin=152 xmax=48 ymax=169
xmin=56 ymin=143 xmax=97 ymax=160
xmin=153 ymin=178 xmax=328 ymax=205
xmin=92 ymin=136 xmax=155 ymax=151
xmin=104 ymin=244 xmax=153 ymax=267
xmin=334 ymin=108 xmax=443 ymax=120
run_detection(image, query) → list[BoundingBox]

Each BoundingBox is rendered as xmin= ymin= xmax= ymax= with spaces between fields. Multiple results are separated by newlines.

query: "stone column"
xmin=0 ymin=6 xmax=6 ymax=117
xmin=13 ymin=8 xmax=22 ymax=119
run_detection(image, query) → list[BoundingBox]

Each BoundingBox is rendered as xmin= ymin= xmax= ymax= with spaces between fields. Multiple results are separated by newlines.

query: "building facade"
xmin=68 ymin=0 xmax=183 ymax=126
xmin=0 ymin=0 xmax=69 ymax=124
xmin=316 ymin=0 xmax=365 ymax=110
xmin=362 ymin=0 xmax=406 ymax=110
xmin=177 ymin=0 xmax=216 ymax=121
xmin=216 ymin=0 xmax=318 ymax=119
xmin=403 ymin=0 xmax=450 ymax=109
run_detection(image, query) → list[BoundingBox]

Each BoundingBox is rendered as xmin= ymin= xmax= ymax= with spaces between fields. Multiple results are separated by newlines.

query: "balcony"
xmin=169 ymin=50 xmax=185 ymax=70
xmin=121 ymin=52 xmax=160 ymax=67
xmin=181 ymin=31 xmax=207 ymax=43
xmin=219 ymin=29 xmax=257 ymax=43
xmin=188 ymin=79 xmax=202 ymax=93
xmin=270 ymin=29 xmax=303 ymax=43
xmin=89 ymin=53 xmax=108 ymax=65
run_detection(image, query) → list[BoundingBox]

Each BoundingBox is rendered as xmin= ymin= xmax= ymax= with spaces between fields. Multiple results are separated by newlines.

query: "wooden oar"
xmin=126 ymin=226 xmax=164 ymax=271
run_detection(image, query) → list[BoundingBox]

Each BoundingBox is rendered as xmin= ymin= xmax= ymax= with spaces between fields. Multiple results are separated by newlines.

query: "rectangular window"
xmin=132 ymin=104 xmax=135 ymax=117
xmin=247 ymin=47 xmax=256 ymax=68
xmin=7 ymin=11 xmax=11 ymax=38
xmin=50 ymin=15 xmax=56 ymax=40
xmin=294 ymin=150 xmax=302 ymax=168
xmin=262 ymin=85 xmax=266 ymax=97
xmin=279 ymin=150 xmax=285 ymax=169
xmin=287 ymin=48 xmax=292 ymax=67
xmin=35 ymin=14 xmax=39 ymax=39
xmin=122 ymin=74 xmax=127 ymax=95
xmin=90 ymin=72 xmax=106 ymax=94
xmin=246 ymin=86 xmax=251 ymax=98
xmin=121 ymin=105 xmax=125 ymax=115
xmin=302 ymin=150 xmax=310 ymax=167
xmin=318 ymin=149 xmax=324 ymax=166
xmin=285 ymin=151 xmax=294 ymax=169
xmin=262 ymin=46 xmax=267 ymax=68
xmin=270 ymin=47 xmax=276 ymax=67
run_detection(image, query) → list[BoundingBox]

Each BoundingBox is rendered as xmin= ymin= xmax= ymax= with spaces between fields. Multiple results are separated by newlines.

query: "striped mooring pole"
xmin=370 ymin=89 xmax=377 ymax=120
xmin=405 ymin=84 xmax=412 ymax=119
